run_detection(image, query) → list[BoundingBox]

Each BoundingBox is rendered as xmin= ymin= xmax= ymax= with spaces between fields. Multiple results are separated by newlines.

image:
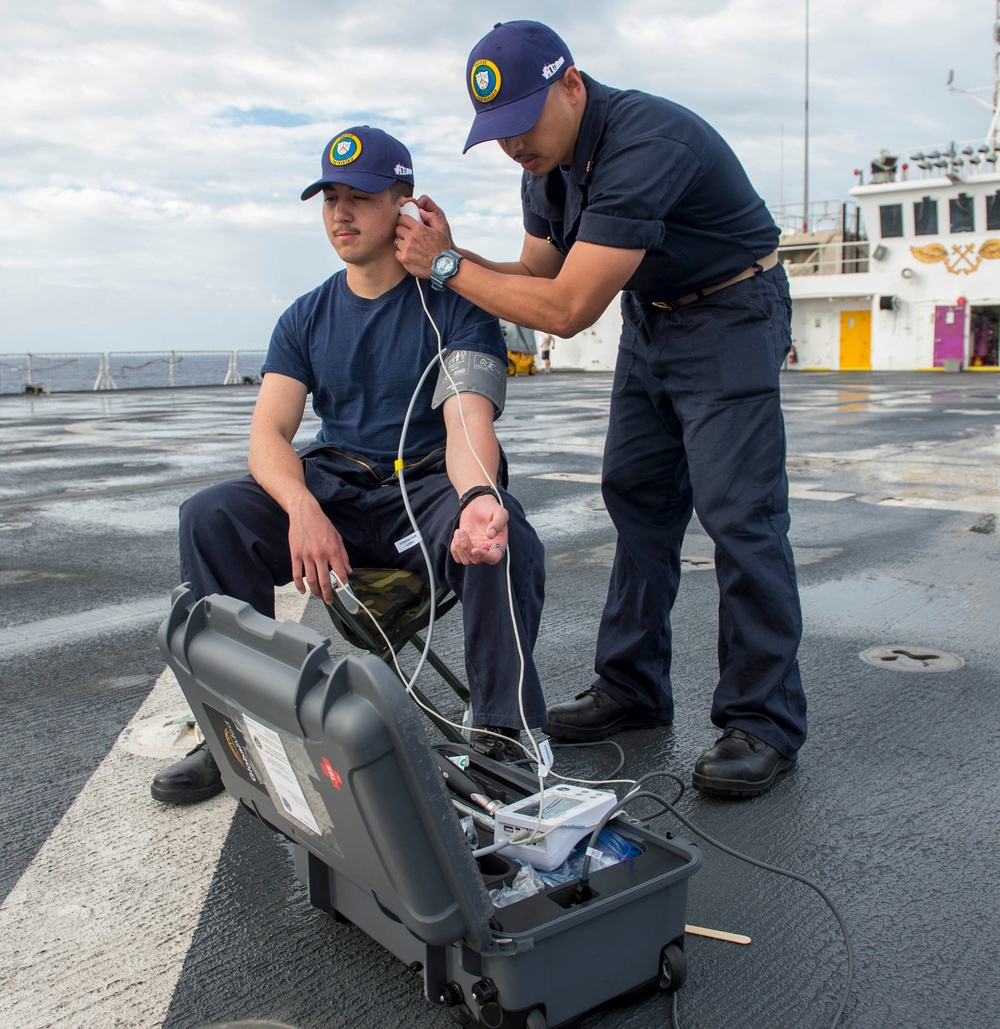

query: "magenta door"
xmin=933 ymin=306 xmax=965 ymax=365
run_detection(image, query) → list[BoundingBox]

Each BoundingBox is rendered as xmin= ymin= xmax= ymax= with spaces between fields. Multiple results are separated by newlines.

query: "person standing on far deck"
xmin=539 ymin=334 xmax=554 ymax=373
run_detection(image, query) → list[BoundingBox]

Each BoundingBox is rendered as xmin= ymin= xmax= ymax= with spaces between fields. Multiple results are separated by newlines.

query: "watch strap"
xmin=431 ymin=249 xmax=463 ymax=292
xmin=458 ymin=484 xmax=497 ymax=511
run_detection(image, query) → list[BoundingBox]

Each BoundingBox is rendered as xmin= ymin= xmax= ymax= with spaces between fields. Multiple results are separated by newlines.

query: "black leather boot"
xmin=543 ymin=686 xmax=670 ymax=741
xmin=150 ymin=740 xmax=225 ymax=804
xmin=471 ymin=724 xmax=523 ymax=762
xmin=692 ymin=728 xmax=794 ymax=798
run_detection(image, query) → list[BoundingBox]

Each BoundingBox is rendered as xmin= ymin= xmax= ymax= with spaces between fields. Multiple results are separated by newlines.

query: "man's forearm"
xmin=404 ymin=222 xmax=641 ymax=337
xmin=248 ymin=434 xmax=318 ymax=516
xmin=443 ymin=396 xmax=501 ymax=496
xmin=447 ymin=259 xmax=580 ymax=335
xmin=446 ymin=426 xmax=500 ymax=496
xmin=455 ymin=249 xmax=536 ymax=278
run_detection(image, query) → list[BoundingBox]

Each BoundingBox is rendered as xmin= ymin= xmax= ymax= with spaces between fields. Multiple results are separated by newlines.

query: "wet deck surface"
xmin=2 ymin=371 xmax=999 ymax=1029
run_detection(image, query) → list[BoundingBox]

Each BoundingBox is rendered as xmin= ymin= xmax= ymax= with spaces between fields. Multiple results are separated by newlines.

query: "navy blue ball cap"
xmin=463 ymin=21 xmax=574 ymax=153
xmin=301 ymin=126 xmax=414 ymax=200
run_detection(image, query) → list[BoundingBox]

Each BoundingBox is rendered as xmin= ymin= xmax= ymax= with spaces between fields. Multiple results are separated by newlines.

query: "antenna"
xmin=994 ymin=0 xmax=1000 ymax=146
xmin=945 ymin=1 xmax=1000 ymax=145
xmin=803 ymin=0 xmax=810 ymax=232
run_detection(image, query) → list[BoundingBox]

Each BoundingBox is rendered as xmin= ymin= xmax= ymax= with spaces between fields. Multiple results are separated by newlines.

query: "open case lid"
xmin=158 ymin=586 xmax=496 ymax=951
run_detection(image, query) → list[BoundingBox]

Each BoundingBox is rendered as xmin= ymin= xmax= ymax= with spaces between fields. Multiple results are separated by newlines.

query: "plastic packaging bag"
xmin=489 ymin=829 xmax=641 ymax=904
xmin=489 ymin=861 xmax=546 ymax=908
xmin=533 ymin=829 xmax=641 ymax=887
xmin=459 ymin=814 xmax=479 ymax=852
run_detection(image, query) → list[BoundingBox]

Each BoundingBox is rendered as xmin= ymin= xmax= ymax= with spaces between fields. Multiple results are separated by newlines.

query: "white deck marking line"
xmin=0 ymin=597 xmax=167 ymax=651
xmin=531 ymin=472 xmax=602 ymax=483
xmin=789 ymin=484 xmax=855 ymax=502
xmin=532 ymin=475 xmax=857 ymax=501
xmin=0 ymin=587 xmax=309 ymax=1029
xmin=872 ymin=494 xmax=1000 ymax=514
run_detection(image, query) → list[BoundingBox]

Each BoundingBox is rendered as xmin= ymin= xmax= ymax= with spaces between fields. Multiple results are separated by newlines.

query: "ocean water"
xmin=0 ymin=351 xmax=268 ymax=395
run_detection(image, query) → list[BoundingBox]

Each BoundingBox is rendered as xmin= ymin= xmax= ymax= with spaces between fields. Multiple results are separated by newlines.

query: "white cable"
xmin=332 ymin=274 xmax=544 ymax=795
xmin=548 ymin=771 xmax=638 ymax=789
xmin=410 ymin=278 xmax=547 ymax=830
xmin=412 ymin=280 xmax=546 ymax=806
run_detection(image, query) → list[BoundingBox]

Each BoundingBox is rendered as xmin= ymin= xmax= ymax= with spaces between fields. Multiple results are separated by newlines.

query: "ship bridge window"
xmin=879 ymin=204 xmax=903 ymax=238
xmin=949 ymin=193 xmax=974 ymax=233
xmin=914 ymin=196 xmax=938 ymax=236
xmin=987 ymin=190 xmax=1000 ymax=230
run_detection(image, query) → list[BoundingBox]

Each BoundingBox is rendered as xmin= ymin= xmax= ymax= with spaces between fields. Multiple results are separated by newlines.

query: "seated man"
xmin=152 ymin=126 xmax=547 ymax=804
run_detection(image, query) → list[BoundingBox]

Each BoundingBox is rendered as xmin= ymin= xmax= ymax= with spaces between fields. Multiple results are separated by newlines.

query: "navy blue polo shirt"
xmin=521 ymin=73 xmax=779 ymax=298
xmin=262 ymin=271 xmax=507 ymax=467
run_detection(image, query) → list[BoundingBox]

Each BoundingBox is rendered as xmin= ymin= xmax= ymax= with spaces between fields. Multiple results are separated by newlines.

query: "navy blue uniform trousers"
xmin=178 ymin=450 xmax=547 ymax=729
xmin=593 ymin=266 xmax=807 ymax=759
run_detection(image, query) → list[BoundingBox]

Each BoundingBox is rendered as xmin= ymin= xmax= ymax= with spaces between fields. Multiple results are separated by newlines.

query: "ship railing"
xmin=770 ymin=198 xmax=862 ymax=237
xmin=0 ymin=350 xmax=268 ymax=396
xmin=777 ymin=238 xmax=870 ymax=277
xmin=900 ymin=139 xmax=1000 ymax=179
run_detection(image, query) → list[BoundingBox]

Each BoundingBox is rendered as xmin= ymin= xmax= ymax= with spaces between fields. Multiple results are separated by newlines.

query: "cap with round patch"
xmin=463 ymin=21 xmax=574 ymax=153
xmin=301 ymin=126 xmax=414 ymax=200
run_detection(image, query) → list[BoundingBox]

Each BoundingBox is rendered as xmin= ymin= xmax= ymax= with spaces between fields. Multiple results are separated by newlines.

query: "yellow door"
xmin=839 ymin=310 xmax=872 ymax=370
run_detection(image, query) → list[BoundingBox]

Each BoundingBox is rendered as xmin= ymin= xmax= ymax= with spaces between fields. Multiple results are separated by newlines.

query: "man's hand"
xmin=395 ymin=195 xmax=454 ymax=278
xmin=287 ymin=500 xmax=353 ymax=604
xmin=451 ymin=493 xmax=509 ymax=565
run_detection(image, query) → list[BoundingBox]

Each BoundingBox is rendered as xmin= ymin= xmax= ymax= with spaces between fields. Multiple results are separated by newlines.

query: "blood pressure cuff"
xmin=430 ymin=349 xmax=506 ymax=418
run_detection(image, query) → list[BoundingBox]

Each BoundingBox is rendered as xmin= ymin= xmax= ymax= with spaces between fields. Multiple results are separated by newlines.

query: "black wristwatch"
xmin=458 ymin=484 xmax=497 ymax=511
xmin=430 ymin=249 xmax=463 ymax=291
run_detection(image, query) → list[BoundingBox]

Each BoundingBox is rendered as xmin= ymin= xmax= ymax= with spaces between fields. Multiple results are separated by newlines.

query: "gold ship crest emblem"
xmin=910 ymin=239 xmax=1000 ymax=274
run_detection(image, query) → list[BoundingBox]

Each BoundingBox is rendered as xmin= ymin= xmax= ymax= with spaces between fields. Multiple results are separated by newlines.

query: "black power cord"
xmin=576 ymin=783 xmax=853 ymax=1029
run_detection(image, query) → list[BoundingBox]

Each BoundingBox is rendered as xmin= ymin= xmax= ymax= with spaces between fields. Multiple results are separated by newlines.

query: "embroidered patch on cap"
xmin=329 ymin=132 xmax=362 ymax=166
xmin=541 ymin=55 xmax=565 ymax=79
xmin=471 ymin=59 xmax=501 ymax=103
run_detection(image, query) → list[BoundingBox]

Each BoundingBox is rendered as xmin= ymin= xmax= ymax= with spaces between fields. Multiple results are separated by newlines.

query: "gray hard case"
xmin=159 ymin=587 xmax=701 ymax=1029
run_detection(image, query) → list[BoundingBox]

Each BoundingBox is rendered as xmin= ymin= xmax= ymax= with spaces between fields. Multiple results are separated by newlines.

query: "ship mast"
xmin=946 ymin=1 xmax=1000 ymax=145
xmin=803 ymin=0 xmax=810 ymax=231
xmin=992 ymin=0 xmax=1000 ymax=146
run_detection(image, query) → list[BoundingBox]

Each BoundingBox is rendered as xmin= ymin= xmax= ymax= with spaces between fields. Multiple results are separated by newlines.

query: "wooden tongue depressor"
xmin=685 ymin=923 xmax=752 ymax=945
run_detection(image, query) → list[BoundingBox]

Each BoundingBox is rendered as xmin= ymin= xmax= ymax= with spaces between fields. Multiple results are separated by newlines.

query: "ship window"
xmin=879 ymin=204 xmax=903 ymax=238
xmin=987 ymin=191 xmax=1000 ymax=230
xmin=949 ymin=193 xmax=974 ymax=233
xmin=913 ymin=196 xmax=938 ymax=236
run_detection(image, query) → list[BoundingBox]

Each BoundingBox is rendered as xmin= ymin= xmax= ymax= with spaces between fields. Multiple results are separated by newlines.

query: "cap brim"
xmin=463 ymin=87 xmax=549 ymax=153
xmin=300 ymin=168 xmax=400 ymax=201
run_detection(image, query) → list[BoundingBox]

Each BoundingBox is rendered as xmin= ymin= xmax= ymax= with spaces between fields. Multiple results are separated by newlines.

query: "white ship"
xmin=779 ymin=140 xmax=1000 ymax=372
xmin=556 ymin=15 xmax=1000 ymax=376
xmin=555 ymin=142 xmax=1000 ymax=374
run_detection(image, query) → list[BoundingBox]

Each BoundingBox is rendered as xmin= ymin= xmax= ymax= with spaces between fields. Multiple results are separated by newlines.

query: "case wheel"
xmin=439 ymin=982 xmax=473 ymax=1025
xmin=439 ymin=982 xmax=463 ymax=1007
xmin=659 ymin=942 xmax=686 ymax=993
xmin=525 ymin=1008 xmax=548 ymax=1029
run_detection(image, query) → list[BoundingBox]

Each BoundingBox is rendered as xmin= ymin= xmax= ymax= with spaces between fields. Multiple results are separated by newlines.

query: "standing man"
xmin=151 ymin=126 xmax=547 ymax=803
xmin=395 ymin=22 xmax=805 ymax=798
xmin=539 ymin=334 xmax=554 ymax=373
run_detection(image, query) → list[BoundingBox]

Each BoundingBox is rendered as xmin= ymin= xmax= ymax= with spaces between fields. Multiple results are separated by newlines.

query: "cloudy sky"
xmin=3 ymin=0 xmax=996 ymax=355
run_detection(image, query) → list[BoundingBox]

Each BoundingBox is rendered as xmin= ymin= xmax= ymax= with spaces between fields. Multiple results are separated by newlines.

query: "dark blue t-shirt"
xmin=521 ymin=74 xmax=779 ymax=298
xmin=262 ymin=271 xmax=507 ymax=465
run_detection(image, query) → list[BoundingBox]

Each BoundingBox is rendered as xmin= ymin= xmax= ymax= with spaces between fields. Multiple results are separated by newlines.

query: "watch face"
xmin=433 ymin=253 xmax=458 ymax=275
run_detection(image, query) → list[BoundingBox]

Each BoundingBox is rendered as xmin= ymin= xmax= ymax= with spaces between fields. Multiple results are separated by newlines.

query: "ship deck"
xmin=1 ymin=371 xmax=998 ymax=1029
